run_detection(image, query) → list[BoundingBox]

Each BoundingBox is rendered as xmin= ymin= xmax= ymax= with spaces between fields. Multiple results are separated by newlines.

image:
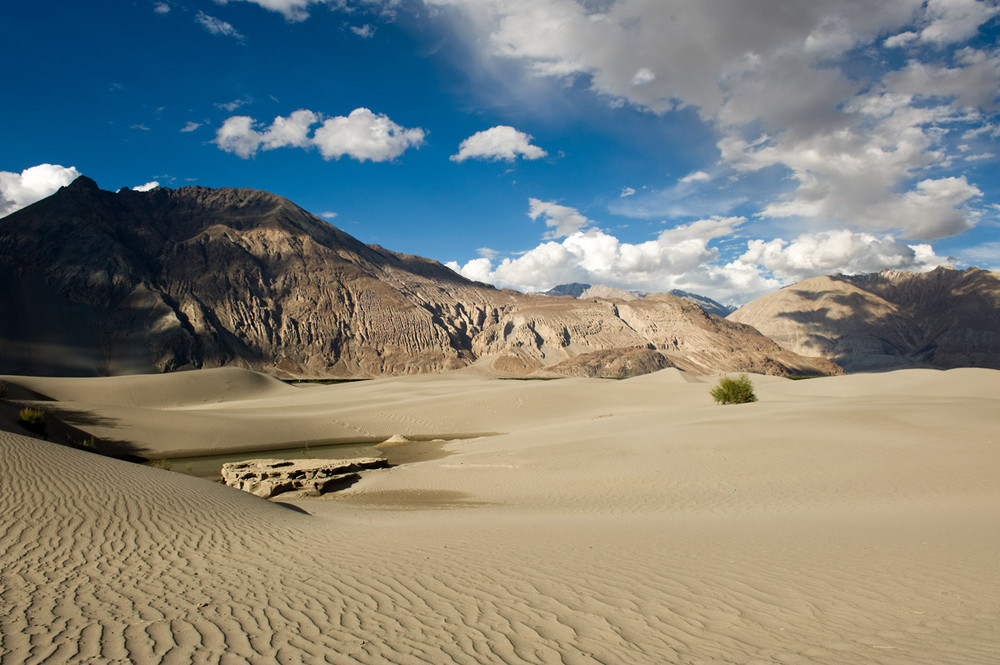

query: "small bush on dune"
xmin=18 ymin=407 xmax=48 ymax=435
xmin=0 ymin=382 xmax=7 ymax=399
xmin=711 ymin=374 xmax=758 ymax=405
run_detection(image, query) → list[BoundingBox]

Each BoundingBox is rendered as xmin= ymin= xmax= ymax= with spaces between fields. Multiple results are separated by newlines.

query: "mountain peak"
xmin=64 ymin=175 xmax=100 ymax=193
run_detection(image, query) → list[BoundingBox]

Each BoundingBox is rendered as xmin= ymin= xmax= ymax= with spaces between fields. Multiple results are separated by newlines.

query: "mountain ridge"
xmin=728 ymin=267 xmax=1000 ymax=371
xmin=0 ymin=178 xmax=840 ymax=378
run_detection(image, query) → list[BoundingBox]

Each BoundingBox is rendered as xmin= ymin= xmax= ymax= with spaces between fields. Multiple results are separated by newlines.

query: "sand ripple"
xmin=3 ymin=368 xmax=1000 ymax=663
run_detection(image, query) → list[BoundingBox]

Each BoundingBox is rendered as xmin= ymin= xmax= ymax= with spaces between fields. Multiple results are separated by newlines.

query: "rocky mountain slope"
xmin=544 ymin=283 xmax=736 ymax=317
xmin=0 ymin=177 xmax=840 ymax=378
xmin=728 ymin=267 xmax=1000 ymax=371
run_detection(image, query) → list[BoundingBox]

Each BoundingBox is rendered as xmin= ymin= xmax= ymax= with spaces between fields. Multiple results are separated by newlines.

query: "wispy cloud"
xmin=196 ymin=11 xmax=245 ymax=41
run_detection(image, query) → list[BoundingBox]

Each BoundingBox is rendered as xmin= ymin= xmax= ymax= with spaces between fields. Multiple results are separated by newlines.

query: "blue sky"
xmin=2 ymin=0 xmax=999 ymax=304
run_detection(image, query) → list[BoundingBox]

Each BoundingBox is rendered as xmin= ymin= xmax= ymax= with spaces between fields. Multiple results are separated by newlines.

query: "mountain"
xmin=0 ymin=178 xmax=841 ymax=378
xmin=728 ymin=267 xmax=1000 ymax=371
xmin=543 ymin=282 xmax=736 ymax=317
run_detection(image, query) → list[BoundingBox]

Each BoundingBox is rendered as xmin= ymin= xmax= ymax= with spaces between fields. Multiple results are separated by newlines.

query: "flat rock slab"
xmin=221 ymin=457 xmax=389 ymax=499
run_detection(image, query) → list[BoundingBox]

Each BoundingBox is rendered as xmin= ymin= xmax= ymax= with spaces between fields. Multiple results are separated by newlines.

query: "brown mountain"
xmin=728 ymin=267 xmax=1000 ymax=371
xmin=0 ymin=177 xmax=840 ymax=378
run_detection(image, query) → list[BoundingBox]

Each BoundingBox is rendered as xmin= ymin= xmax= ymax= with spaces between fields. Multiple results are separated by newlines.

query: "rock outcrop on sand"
xmin=221 ymin=457 xmax=389 ymax=498
xmin=728 ymin=267 xmax=1000 ymax=371
xmin=0 ymin=177 xmax=839 ymax=378
xmin=546 ymin=348 xmax=673 ymax=378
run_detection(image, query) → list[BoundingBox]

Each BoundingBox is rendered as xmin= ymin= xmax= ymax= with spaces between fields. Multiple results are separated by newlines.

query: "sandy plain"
xmin=1 ymin=366 xmax=999 ymax=664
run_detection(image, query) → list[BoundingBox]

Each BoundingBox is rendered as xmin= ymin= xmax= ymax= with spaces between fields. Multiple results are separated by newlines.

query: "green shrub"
xmin=18 ymin=407 xmax=48 ymax=435
xmin=710 ymin=374 xmax=758 ymax=405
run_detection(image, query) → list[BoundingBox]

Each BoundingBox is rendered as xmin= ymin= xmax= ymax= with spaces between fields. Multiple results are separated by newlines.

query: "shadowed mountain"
xmin=728 ymin=267 xmax=1000 ymax=371
xmin=0 ymin=178 xmax=840 ymax=378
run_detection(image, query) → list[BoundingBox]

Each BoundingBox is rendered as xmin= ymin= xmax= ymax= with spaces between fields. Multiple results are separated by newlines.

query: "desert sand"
xmin=2 ymin=367 xmax=999 ymax=664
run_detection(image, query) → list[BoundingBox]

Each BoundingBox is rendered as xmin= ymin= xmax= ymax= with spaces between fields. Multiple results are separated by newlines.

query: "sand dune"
xmin=2 ymin=368 xmax=999 ymax=663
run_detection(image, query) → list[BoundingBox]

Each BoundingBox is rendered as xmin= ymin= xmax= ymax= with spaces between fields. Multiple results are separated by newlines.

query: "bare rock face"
xmin=221 ymin=457 xmax=389 ymax=498
xmin=547 ymin=348 xmax=673 ymax=378
xmin=0 ymin=177 xmax=842 ymax=379
xmin=728 ymin=267 xmax=1000 ymax=371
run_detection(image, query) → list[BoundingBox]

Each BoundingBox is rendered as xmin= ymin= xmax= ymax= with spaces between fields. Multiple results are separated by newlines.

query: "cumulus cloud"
xmin=448 ymin=215 xmax=772 ymax=301
xmin=0 ymin=164 xmax=82 ymax=217
xmin=133 ymin=181 xmax=160 ymax=192
xmin=313 ymin=108 xmax=425 ymax=162
xmin=451 ymin=126 xmax=547 ymax=162
xmin=180 ymin=121 xmax=202 ymax=133
xmin=214 ymin=108 xmax=424 ymax=162
xmin=351 ymin=24 xmax=375 ymax=38
xmin=620 ymin=186 xmax=635 ymax=197
xmin=527 ymin=198 xmax=594 ymax=238
xmin=740 ymin=230 xmax=951 ymax=282
xmin=918 ymin=0 xmax=1000 ymax=44
xmin=196 ymin=11 xmax=245 ymax=40
xmin=153 ymin=2 xmax=171 ymax=14
xmin=447 ymin=197 xmax=956 ymax=303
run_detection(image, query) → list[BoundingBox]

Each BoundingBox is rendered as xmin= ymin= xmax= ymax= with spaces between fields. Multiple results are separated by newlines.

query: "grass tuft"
xmin=18 ymin=407 xmax=48 ymax=435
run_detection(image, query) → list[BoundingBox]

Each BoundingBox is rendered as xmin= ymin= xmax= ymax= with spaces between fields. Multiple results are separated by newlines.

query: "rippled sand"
xmin=2 ymin=367 xmax=999 ymax=663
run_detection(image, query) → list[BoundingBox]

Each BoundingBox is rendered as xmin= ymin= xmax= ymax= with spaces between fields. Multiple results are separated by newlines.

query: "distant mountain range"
xmin=729 ymin=267 xmax=1000 ymax=372
xmin=544 ymin=283 xmax=736 ymax=317
xmin=0 ymin=177 xmax=840 ymax=378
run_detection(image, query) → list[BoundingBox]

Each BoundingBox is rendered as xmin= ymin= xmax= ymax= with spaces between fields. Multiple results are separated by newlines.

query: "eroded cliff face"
xmin=0 ymin=178 xmax=841 ymax=378
xmin=729 ymin=267 xmax=1000 ymax=371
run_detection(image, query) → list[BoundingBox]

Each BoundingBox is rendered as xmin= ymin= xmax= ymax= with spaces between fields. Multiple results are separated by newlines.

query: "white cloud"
xmin=447 ymin=196 xmax=961 ymax=303
xmin=0 ymin=164 xmax=82 ymax=217
xmin=958 ymin=240 xmax=1000 ymax=269
xmin=153 ymin=2 xmax=171 ymax=14
xmin=313 ymin=108 xmax=425 ymax=162
xmin=221 ymin=0 xmax=400 ymax=22
xmin=180 ymin=121 xmax=202 ymax=133
xmin=351 ymin=24 xmax=375 ymax=38
xmin=918 ymin=0 xmax=1000 ymax=44
xmin=133 ymin=181 xmax=160 ymax=192
xmin=680 ymin=171 xmax=711 ymax=183
xmin=619 ymin=186 xmax=635 ymax=197
xmin=885 ymin=47 xmax=1000 ymax=110
xmin=428 ymin=0 xmax=995 ymax=243
xmin=451 ymin=125 xmax=547 ymax=162
xmin=631 ymin=67 xmax=655 ymax=86
xmin=740 ymin=230 xmax=951 ymax=282
xmin=196 ymin=11 xmax=245 ymax=40
xmin=527 ymin=198 xmax=594 ymax=238
xmin=214 ymin=108 xmax=424 ymax=162
xmin=320 ymin=211 xmax=338 ymax=219
xmin=885 ymin=31 xmax=918 ymax=48
xmin=448 ymin=216 xmax=773 ymax=301
xmin=216 ymin=98 xmax=251 ymax=112
xmin=219 ymin=0 xmax=315 ymax=22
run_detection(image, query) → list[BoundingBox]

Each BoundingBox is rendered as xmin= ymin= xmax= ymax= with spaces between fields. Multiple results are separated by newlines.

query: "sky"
xmin=2 ymin=0 xmax=999 ymax=305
